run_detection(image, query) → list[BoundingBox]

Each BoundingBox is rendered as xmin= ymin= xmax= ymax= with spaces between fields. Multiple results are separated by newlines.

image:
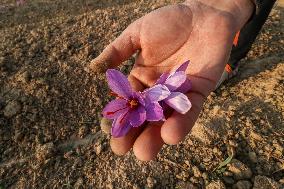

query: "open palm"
xmin=90 ymin=0 xmax=253 ymax=161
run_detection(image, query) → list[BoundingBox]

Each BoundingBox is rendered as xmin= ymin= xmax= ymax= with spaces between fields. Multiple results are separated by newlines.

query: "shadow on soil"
xmin=0 ymin=0 xmax=134 ymax=29
xmin=230 ymin=97 xmax=283 ymax=178
xmin=219 ymin=54 xmax=284 ymax=90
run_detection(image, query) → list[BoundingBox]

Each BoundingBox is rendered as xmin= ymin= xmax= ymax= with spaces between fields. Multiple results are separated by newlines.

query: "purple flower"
xmin=102 ymin=69 xmax=170 ymax=137
xmin=153 ymin=61 xmax=192 ymax=114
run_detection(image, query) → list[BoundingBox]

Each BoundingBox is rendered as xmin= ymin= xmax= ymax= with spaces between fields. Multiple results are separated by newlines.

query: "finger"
xmin=133 ymin=121 xmax=164 ymax=161
xmin=187 ymin=75 xmax=216 ymax=98
xmin=161 ymin=92 xmax=205 ymax=145
xmin=110 ymin=126 xmax=144 ymax=156
xmin=89 ymin=19 xmax=142 ymax=73
xmin=160 ymin=74 xmax=215 ymax=145
xmin=110 ymin=74 xmax=145 ymax=155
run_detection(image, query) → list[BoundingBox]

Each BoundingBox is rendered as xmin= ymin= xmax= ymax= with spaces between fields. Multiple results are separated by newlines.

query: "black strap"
xmin=228 ymin=0 xmax=276 ymax=70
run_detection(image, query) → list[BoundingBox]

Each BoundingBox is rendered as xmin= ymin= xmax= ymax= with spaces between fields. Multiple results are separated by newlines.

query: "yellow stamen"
xmin=129 ymin=99 xmax=138 ymax=109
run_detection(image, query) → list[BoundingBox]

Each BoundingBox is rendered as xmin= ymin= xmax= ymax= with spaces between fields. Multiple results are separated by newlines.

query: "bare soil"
xmin=0 ymin=0 xmax=283 ymax=188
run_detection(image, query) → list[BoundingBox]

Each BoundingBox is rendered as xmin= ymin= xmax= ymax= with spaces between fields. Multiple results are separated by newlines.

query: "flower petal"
xmin=164 ymin=71 xmax=186 ymax=91
xmin=111 ymin=113 xmax=132 ymax=138
xmin=176 ymin=78 xmax=192 ymax=93
xmin=128 ymin=106 xmax=146 ymax=127
xmin=146 ymin=102 xmax=164 ymax=121
xmin=102 ymin=99 xmax=129 ymax=119
xmin=144 ymin=84 xmax=170 ymax=102
xmin=133 ymin=92 xmax=145 ymax=106
xmin=106 ymin=69 xmax=132 ymax=98
xmin=175 ymin=60 xmax=190 ymax=72
xmin=164 ymin=92 xmax=192 ymax=114
xmin=156 ymin=73 xmax=169 ymax=85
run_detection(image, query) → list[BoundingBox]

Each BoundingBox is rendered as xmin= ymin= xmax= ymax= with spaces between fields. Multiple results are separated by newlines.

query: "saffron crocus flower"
xmin=154 ymin=61 xmax=192 ymax=114
xmin=102 ymin=69 xmax=170 ymax=137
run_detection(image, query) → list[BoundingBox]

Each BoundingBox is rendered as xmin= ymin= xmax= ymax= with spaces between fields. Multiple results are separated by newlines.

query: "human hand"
xmin=89 ymin=0 xmax=253 ymax=161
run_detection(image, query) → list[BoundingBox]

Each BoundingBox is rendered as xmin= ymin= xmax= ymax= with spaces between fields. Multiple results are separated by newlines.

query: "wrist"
xmin=230 ymin=0 xmax=255 ymax=28
xmin=184 ymin=0 xmax=254 ymax=30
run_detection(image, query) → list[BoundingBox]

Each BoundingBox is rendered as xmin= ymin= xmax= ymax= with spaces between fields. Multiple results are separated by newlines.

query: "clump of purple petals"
xmin=102 ymin=61 xmax=192 ymax=137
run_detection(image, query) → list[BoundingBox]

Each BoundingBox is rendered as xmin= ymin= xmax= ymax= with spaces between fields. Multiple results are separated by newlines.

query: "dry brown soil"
xmin=0 ymin=0 xmax=283 ymax=189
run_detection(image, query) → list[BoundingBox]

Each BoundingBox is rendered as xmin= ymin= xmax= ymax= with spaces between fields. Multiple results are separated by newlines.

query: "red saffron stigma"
xmin=119 ymin=111 xmax=129 ymax=124
xmin=109 ymin=91 xmax=124 ymax=99
xmin=109 ymin=91 xmax=118 ymax=97
xmin=106 ymin=106 xmax=127 ymax=115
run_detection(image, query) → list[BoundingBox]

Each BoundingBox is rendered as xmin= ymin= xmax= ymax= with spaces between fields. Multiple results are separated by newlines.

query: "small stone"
xmin=106 ymin=183 xmax=113 ymax=189
xmin=206 ymin=180 xmax=226 ymax=189
xmin=203 ymin=157 xmax=212 ymax=163
xmin=213 ymin=147 xmax=221 ymax=155
xmin=0 ymin=57 xmax=5 ymax=66
xmin=74 ymin=177 xmax=84 ymax=189
xmin=248 ymin=152 xmax=258 ymax=163
xmin=212 ymin=105 xmax=221 ymax=115
xmin=185 ymin=160 xmax=191 ymax=167
xmin=75 ymin=147 xmax=82 ymax=155
xmin=100 ymin=118 xmax=112 ymax=134
xmin=189 ymin=177 xmax=199 ymax=184
xmin=95 ymin=143 xmax=102 ymax=155
xmin=3 ymin=147 xmax=13 ymax=156
xmin=78 ymin=126 xmax=87 ymax=138
xmin=274 ymin=149 xmax=283 ymax=157
xmin=223 ymin=176 xmax=235 ymax=185
xmin=273 ymin=142 xmax=283 ymax=152
xmin=223 ymin=171 xmax=233 ymax=177
xmin=191 ymin=121 xmax=224 ymax=145
xmin=250 ymin=131 xmax=263 ymax=141
xmin=181 ymin=171 xmax=189 ymax=179
xmin=176 ymin=181 xmax=198 ymax=189
xmin=35 ymin=142 xmax=55 ymax=161
xmin=17 ymin=71 xmax=30 ymax=83
xmin=253 ymin=175 xmax=280 ymax=189
xmin=4 ymin=101 xmax=21 ymax=118
xmin=229 ymin=140 xmax=238 ymax=147
xmin=228 ymin=159 xmax=252 ymax=180
xmin=192 ymin=166 xmax=202 ymax=177
xmin=132 ymin=184 xmax=140 ymax=189
xmin=202 ymin=173 xmax=209 ymax=180
xmin=64 ymin=151 xmax=73 ymax=159
xmin=233 ymin=180 xmax=252 ymax=189
xmin=146 ymin=177 xmax=156 ymax=188
xmin=14 ymin=130 xmax=24 ymax=142
xmin=176 ymin=173 xmax=183 ymax=180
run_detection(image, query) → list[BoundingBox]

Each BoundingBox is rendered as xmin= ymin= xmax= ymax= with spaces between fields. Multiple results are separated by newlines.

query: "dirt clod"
xmin=192 ymin=166 xmax=202 ymax=178
xmin=35 ymin=142 xmax=56 ymax=162
xmin=3 ymin=101 xmax=21 ymax=118
xmin=248 ymin=151 xmax=258 ymax=163
xmin=253 ymin=176 xmax=280 ymax=189
xmin=228 ymin=159 xmax=253 ymax=180
xmin=146 ymin=176 xmax=157 ymax=188
xmin=233 ymin=180 xmax=252 ymax=189
xmin=100 ymin=117 xmax=112 ymax=134
xmin=0 ymin=1 xmax=283 ymax=188
xmin=74 ymin=177 xmax=84 ymax=189
xmin=206 ymin=180 xmax=226 ymax=189
xmin=14 ymin=129 xmax=24 ymax=142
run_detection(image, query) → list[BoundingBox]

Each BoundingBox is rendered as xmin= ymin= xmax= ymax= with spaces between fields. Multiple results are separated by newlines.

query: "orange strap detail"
xmin=225 ymin=64 xmax=232 ymax=73
xmin=233 ymin=31 xmax=240 ymax=47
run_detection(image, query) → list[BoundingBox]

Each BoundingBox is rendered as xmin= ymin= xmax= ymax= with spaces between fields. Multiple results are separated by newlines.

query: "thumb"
xmin=89 ymin=19 xmax=142 ymax=73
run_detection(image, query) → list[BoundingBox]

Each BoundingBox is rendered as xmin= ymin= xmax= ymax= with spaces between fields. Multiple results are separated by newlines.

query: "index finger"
xmin=89 ymin=19 xmax=142 ymax=73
